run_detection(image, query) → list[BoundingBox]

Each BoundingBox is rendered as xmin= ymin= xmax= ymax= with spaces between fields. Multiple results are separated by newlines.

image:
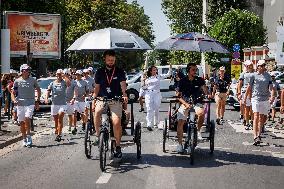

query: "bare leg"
xmin=58 ymin=112 xmax=65 ymax=135
xmin=112 ymin=116 xmax=122 ymax=146
xmin=53 ymin=115 xmax=59 ymax=135
xmin=177 ymin=120 xmax=185 ymax=144
xmin=253 ymin=112 xmax=259 ymax=139
xmin=20 ymin=121 xmax=27 ymax=139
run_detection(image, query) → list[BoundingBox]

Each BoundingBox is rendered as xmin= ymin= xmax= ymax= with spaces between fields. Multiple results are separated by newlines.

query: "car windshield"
xmin=38 ymin=79 xmax=55 ymax=89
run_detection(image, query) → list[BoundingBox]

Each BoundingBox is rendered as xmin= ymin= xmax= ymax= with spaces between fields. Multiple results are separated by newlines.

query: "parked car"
xmin=36 ymin=77 xmax=56 ymax=108
xmin=126 ymin=74 xmax=136 ymax=81
xmin=126 ymin=65 xmax=204 ymax=102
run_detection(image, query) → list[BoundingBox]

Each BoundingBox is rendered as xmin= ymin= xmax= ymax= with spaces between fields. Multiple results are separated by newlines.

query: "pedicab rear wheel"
xmin=163 ymin=118 xmax=168 ymax=152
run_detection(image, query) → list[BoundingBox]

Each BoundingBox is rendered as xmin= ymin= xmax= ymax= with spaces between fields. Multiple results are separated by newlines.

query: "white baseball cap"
xmin=219 ymin=66 xmax=225 ymax=71
xmin=20 ymin=64 xmax=30 ymax=72
xmin=63 ymin=68 xmax=71 ymax=75
xmin=257 ymin=59 xmax=266 ymax=66
xmin=75 ymin=70 xmax=83 ymax=75
xmin=244 ymin=60 xmax=253 ymax=66
xmin=56 ymin=69 xmax=63 ymax=74
xmin=88 ymin=67 xmax=93 ymax=72
xmin=83 ymin=69 xmax=89 ymax=73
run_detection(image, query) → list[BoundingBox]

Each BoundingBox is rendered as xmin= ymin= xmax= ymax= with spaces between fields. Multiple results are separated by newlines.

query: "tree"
xmin=207 ymin=9 xmax=267 ymax=66
xmin=161 ymin=0 xmax=203 ymax=65
xmin=207 ymin=0 xmax=248 ymax=27
xmin=160 ymin=0 xmax=251 ymax=65
xmin=1 ymin=0 xmax=154 ymax=71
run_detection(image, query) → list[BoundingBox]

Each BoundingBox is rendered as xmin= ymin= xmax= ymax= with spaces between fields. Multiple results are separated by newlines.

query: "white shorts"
xmin=251 ymin=99 xmax=270 ymax=115
xmin=85 ymin=97 xmax=92 ymax=109
xmin=51 ymin=105 xmax=67 ymax=116
xmin=241 ymin=92 xmax=251 ymax=106
xmin=66 ymin=103 xmax=75 ymax=115
xmin=177 ymin=104 xmax=203 ymax=121
xmin=74 ymin=101 xmax=86 ymax=114
xmin=17 ymin=105 xmax=35 ymax=122
xmin=139 ymin=88 xmax=145 ymax=97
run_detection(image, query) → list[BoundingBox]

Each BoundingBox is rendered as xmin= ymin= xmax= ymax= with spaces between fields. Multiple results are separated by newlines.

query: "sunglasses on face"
xmin=21 ymin=69 xmax=30 ymax=72
xmin=258 ymin=65 xmax=265 ymax=67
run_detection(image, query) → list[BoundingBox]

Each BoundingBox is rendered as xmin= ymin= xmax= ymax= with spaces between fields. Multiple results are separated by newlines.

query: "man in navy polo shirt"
xmin=93 ymin=50 xmax=128 ymax=159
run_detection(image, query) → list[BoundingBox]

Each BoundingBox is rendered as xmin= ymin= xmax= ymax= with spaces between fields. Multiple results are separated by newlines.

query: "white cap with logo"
xmin=75 ymin=70 xmax=83 ymax=75
xmin=20 ymin=64 xmax=30 ymax=72
xmin=56 ymin=69 xmax=63 ymax=74
xmin=257 ymin=59 xmax=266 ymax=66
xmin=63 ymin=68 xmax=71 ymax=75
xmin=244 ymin=60 xmax=253 ymax=66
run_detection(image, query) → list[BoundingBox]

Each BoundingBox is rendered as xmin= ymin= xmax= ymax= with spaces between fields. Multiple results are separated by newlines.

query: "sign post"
xmin=231 ymin=44 xmax=241 ymax=79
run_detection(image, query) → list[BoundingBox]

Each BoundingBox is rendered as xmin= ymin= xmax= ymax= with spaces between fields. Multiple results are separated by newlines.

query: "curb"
xmin=0 ymin=128 xmax=52 ymax=149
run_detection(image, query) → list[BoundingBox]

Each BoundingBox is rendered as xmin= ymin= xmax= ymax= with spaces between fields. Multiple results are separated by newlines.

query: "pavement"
xmin=0 ymin=110 xmax=53 ymax=149
xmin=0 ymin=103 xmax=283 ymax=189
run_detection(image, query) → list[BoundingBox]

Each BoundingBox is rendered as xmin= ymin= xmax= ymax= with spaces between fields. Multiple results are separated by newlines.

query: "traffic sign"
xmin=233 ymin=44 xmax=240 ymax=52
xmin=232 ymin=52 xmax=240 ymax=59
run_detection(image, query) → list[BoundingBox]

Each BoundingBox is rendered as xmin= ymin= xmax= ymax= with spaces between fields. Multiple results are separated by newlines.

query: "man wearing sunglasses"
xmin=11 ymin=64 xmax=41 ymax=147
xmin=244 ymin=60 xmax=275 ymax=145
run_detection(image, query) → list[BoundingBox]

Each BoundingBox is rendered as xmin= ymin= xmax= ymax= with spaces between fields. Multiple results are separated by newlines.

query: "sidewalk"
xmin=0 ymin=112 xmax=52 ymax=149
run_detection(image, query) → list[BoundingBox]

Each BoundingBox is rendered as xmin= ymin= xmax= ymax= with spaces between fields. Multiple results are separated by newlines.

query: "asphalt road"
xmin=0 ymin=102 xmax=283 ymax=189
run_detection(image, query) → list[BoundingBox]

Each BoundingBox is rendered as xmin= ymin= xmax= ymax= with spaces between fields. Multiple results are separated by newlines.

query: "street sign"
xmin=232 ymin=52 xmax=240 ymax=59
xmin=233 ymin=44 xmax=240 ymax=52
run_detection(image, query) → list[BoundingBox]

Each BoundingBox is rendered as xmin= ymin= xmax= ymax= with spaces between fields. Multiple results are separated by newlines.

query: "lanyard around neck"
xmin=105 ymin=68 xmax=116 ymax=86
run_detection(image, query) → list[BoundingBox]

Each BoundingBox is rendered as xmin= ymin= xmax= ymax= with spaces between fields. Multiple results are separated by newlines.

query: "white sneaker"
xmin=186 ymin=146 xmax=191 ymax=154
xmin=26 ymin=135 xmax=32 ymax=147
xmin=22 ymin=139 xmax=27 ymax=147
xmin=197 ymin=132 xmax=203 ymax=141
xmin=176 ymin=144 xmax=183 ymax=153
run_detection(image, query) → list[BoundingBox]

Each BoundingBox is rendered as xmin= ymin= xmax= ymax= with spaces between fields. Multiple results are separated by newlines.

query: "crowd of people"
xmin=1 ymin=55 xmax=283 ymax=157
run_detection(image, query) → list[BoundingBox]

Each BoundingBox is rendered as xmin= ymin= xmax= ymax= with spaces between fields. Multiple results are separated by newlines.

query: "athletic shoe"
xmin=114 ymin=146 xmax=122 ymax=159
xmin=216 ymin=118 xmax=221 ymax=125
xmin=153 ymin=124 xmax=158 ymax=128
xmin=72 ymin=128 xmax=77 ymax=135
xmin=253 ymin=137 xmax=261 ymax=146
xmin=197 ymin=131 xmax=203 ymax=141
xmin=82 ymin=123 xmax=86 ymax=131
xmin=176 ymin=144 xmax=183 ymax=153
xmin=22 ymin=139 xmax=27 ymax=147
xmin=245 ymin=124 xmax=251 ymax=130
xmin=55 ymin=135 xmax=62 ymax=142
xmin=92 ymin=136 xmax=99 ymax=146
xmin=68 ymin=126 xmax=72 ymax=132
xmin=147 ymin=126 xmax=153 ymax=131
xmin=186 ymin=146 xmax=191 ymax=154
xmin=139 ymin=108 xmax=144 ymax=112
xmin=220 ymin=117 xmax=225 ymax=123
xmin=26 ymin=135 xmax=32 ymax=147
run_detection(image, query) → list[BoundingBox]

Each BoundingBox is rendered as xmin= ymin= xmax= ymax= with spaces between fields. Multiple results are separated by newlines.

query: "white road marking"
xmin=227 ymin=120 xmax=252 ymax=134
xmin=96 ymin=172 xmax=112 ymax=184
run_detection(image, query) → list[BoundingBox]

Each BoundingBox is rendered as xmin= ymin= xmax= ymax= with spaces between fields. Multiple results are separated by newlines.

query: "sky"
xmin=127 ymin=0 xmax=171 ymax=44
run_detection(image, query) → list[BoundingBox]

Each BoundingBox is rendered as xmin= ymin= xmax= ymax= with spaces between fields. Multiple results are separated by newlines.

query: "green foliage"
xmin=207 ymin=9 xmax=267 ymax=66
xmin=161 ymin=0 xmax=202 ymax=65
xmin=207 ymin=0 xmax=248 ymax=26
xmin=1 ymin=0 xmax=154 ymax=72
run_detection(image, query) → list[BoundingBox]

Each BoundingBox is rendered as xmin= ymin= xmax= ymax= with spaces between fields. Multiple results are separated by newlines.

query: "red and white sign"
xmin=5 ymin=11 xmax=61 ymax=59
